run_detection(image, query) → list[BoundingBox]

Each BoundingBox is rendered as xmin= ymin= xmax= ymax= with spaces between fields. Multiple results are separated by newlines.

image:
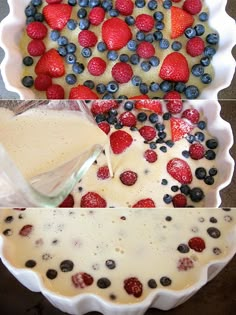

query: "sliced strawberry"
xmin=80 ymin=192 xmax=107 ymax=208
xmin=119 ymin=111 xmax=137 ymax=127
xmin=139 ymin=126 xmax=157 ymax=141
xmin=72 ymin=272 xmax=94 ymax=288
xmin=97 ymin=166 xmax=110 ymax=180
xmin=120 ymin=170 xmax=138 ymax=186
xmin=135 ymin=99 xmax=162 ymax=114
xmin=115 ymin=0 xmax=134 ymax=16
xmin=170 ymin=117 xmax=193 ymax=142
xmin=35 ymin=49 xmax=65 ymax=78
xmin=177 ymin=257 xmax=194 ymax=271
xmin=46 ymin=84 xmax=65 ymax=99
xmin=69 ymin=85 xmax=99 ymax=99
xmin=102 ymin=17 xmax=132 ymax=50
xmin=98 ymin=121 xmax=111 ymax=134
xmin=181 ymin=108 xmax=200 ymax=124
xmin=171 ymin=6 xmax=194 ymax=39
xmin=124 ymin=277 xmax=143 ymax=298
xmin=167 ymin=158 xmax=193 ymax=184
xmin=27 ymin=39 xmax=46 ymax=56
xmin=110 ymin=130 xmax=133 ymax=154
xmin=188 ymin=237 xmax=206 ymax=252
xmin=172 ymin=193 xmax=187 ymax=207
xmin=160 ymin=52 xmax=190 ymax=83
xmin=43 ymin=4 xmax=72 ymax=31
xmin=88 ymin=7 xmax=105 ymax=26
xmin=189 ymin=143 xmax=205 ymax=160
xmin=26 ymin=21 xmax=48 ymax=40
xmin=19 ymin=225 xmax=33 ymax=236
xmin=91 ymin=100 xmax=118 ymax=115
xmin=59 ymin=194 xmax=74 ymax=207
xmin=34 ymin=74 xmax=52 ymax=91
xmin=130 ymin=95 xmax=150 ymax=100
xmin=144 ymin=149 xmax=158 ymax=163
xmin=132 ymin=198 xmax=156 ymax=208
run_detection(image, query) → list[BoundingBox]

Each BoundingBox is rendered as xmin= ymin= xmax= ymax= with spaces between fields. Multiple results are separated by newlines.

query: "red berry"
xmin=132 ymin=198 xmax=156 ymax=208
xmin=124 ymin=277 xmax=143 ymax=298
xmin=34 ymin=74 xmax=52 ymax=91
xmin=91 ymin=100 xmax=118 ymax=115
xmin=183 ymin=0 xmax=202 ymax=15
xmin=72 ymin=272 xmax=94 ymax=288
xmin=35 ymin=48 xmax=65 ymax=78
xmin=80 ymin=192 xmax=107 ymax=208
xmin=46 ymin=0 xmax=62 ymax=3
xmin=186 ymin=37 xmax=205 ymax=57
xmin=88 ymin=7 xmax=105 ymax=26
xmin=171 ymin=6 xmax=194 ymax=39
xmin=139 ymin=126 xmax=157 ymax=141
xmin=110 ymin=130 xmax=133 ymax=154
xmin=69 ymin=85 xmax=98 ymax=99
xmin=46 ymin=84 xmax=65 ymax=99
xmin=43 ymin=4 xmax=72 ymax=31
xmin=164 ymin=91 xmax=183 ymax=114
xmin=167 ymin=158 xmax=193 ymax=184
xmin=119 ymin=111 xmax=137 ymax=127
xmin=26 ymin=21 xmax=48 ymax=40
xmin=144 ymin=149 xmax=158 ymax=163
xmin=88 ymin=57 xmax=106 ymax=76
xmin=135 ymin=14 xmax=155 ymax=32
xmin=27 ymin=39 xmax=46 ymax=56
xmin=115 ymin=0 xmax=134 ymax=16
xmin=78 ymin=30 xmax=98 ymax=47
xmin=189 ymin=143 xmax=205 ymax=160
xmin=137 ymin=42 xmax=155 ymax=59
xmin=177 ymin=257 xmax=194 ymax=271
xmin=135 ymin=99 xmax=162 ymax=114
xmin=170 ymin=117 xmax=193 ymax=142
xmin=97 ymin=166 xmax=110 ymax=180
xmin=98 ymin=121 xmax=111 ymax=134
xmin=112 ymin=62 xmax=133 ymax=83
xmin=119 ymin=170 xmax=138 ymax=186
xmin=188 ymin=237 xmax=206 ymax=252
xmin=19 ymin=225 xmax=33 ymax=236
xmin=172 ymin=193 xmax=187 ymax=207
xmin=181 ymin=108 xmax=200 ymax=124
xmin=59 ymin=194 xmax=74 ymax=207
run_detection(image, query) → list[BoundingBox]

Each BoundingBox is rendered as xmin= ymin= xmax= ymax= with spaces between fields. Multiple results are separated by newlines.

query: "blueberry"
xmin=25 ymin=5 xmax=36 ymax=17
xmin=72 ymin=62 xmax=85 ymax=74
xmin=204 ymin=176 xmax=214 ymax=185
xmin=206 ymin=33 xmax=219 ymax=45
xmin=182 ymin=150 xmax=190 ymax=158
xmin=209 ymin=168 xmax=218 ymax=176
xmin=149 ymin=56 xmax=160 ymax=67
xmin=107 ymin=50 xmax=118 ymax=61
xmin=130 ymin=54 xmax=140 ymax=65
xmin=131 ymin=75 xmax=142 ymax=86
xmin=163 ymin=0 xmax=172 ymax=9
xmin=153 ymin=31 xmax=163 ymax=41
xmin=89 ymin=0 xmax=100 ymax=7
xmin=192 ymin=64 xmax=204 ymax=77
xmin=160 ymin=81 xmax=172 ymax=92
xmin=50 ymin=30 xmax=60 ymax=41
xmin=46 ymin=269 xmax=58 ymax=280
xmin=107 ymin=81 xmax=119 ymax=93
xmin=148 ymin=0 xmax=158 ymax=10
xmin=155 ymin=123 xmax=164 ymax=131
xmin=34 ymin=13 xmax=44 ymax=22
xmin=206 ymin=139 xmax=218 ymax=149
xmin=174 ymin=82 xmax=186 ymax=93
xmin=189 ymin=187 xmax=204 ymax=202
xmin=194 ymin=24 xmax=205 ymax=36
xmin=177 ymin=244 xmax=190 ymax=254
xmin=66 ymin=53 xmax=77 ymax=64
xmin=124 ymin=101 xmax=134 ymax=111
xmin=200 ymin=56 xmax=211 ymax=67
xmin=201 ymin=73 xmax=212 ymax=84
xmin=149 ymin=142 xmax=157 ymax=149
xmin=66 ymin=43 xmax=77 ymax=53
xmin=165 ymin=140 xmax=174 ymax=148
xmin=119 ymin=54 xmax=129 ymax=63
xmin=195 ymin=167 xmax=207 ymax=180
xmin=79 ymin=0 xmax=89 ymax=6
xmin=25 ymin=260 xmax=37 ymax=268
xmin=207 ymin=227 xmax=221 ymax=239
xmin=127 ymin=40 xmax=137 ymax=51
xmin=31 ymin=0 xmax=42 ymax=6
xmin=136 ymin=31 xmax=145 ymax=41
xmin=171 ymin=41 xmax=182 ymax=51
xmin=135 ymin=0 xmax=146 ymax=8
xmin=68 ymin=0 xmax=77 ymax=6
xmin=199 ymin=12 xmax=208 ymax=22
xmin=204 ymin=46 xmax=216 ymax=58
xmin=84 ymin=80 xmax=95 ymax=89
xmin=153 ymin=11 xmax=164 ymax=21
xmin=150 ymin=82 xmax=159 ymax=92
xmin=197 ymin=121 xmax=206 ymax=130
xmin=186 ymin=134 xmax=195 ymax=143
xmin=141 ymin=61 xmax=151 ymax=72
xmin=155 ymin=21 xmax=165 ymax=31
xmin=163 ymin=112 xmax=171 ymax=120
xmin=171 ymin=186 xmax=179 ymax=192
xmin=77 ymin=8 xmax=87 ymax=18
xmin=96 ymin=83 xmax=107 ymax=94
xmin=139 ymin=83 xmax=149 ymax=94
xmin=57 ymin=36 xmax=68 ymax=46
xmin=97 ymin=277 xmax=111 ymax=289
xmin=22 ymin=76 xmax=34 ymax=88
xmin=137 ymin=112 xmax=147 ymax=122
xmin=161 ymin=179 xmax=168 ymax=185
xmin=26 ymin=17 xmax=35 ymax=24
xmin=66 ymin=74 xmax=77 ymax=85
xmin=205 ymin=150 xmax=216 ymax=160
xmin=109 ymin=9 xmax=119 ymax=17
xmin=145 ymin=33 xmax=154 ymax=43
xmin=149 ymin=113 xmax=159 ymax=124
xmin=67 ymin=19 xmax=77 ymax=30
xmin=159 ymin=39 xmax=169 ymax=49
xmin=60 ymin=260 xmax=74 ymax=272
xmin=158 ymin=131 xmax=167 ymax=140
xmin=23 ymin=56 xmax=34 ymax=66
xmin=184 ymin=85 xmax=200 ymax=99
xmin=81 ymin=47 xmax=92 ymax=58
xmin=58 ymin=46 xmax=67 ymax=57
xmin=107 ymin=112 xmax=117 ymax=122
xmin=105 ymin=259 xmax=116 ymax=269
xmin=102 ymin=0 xmax=113 ymax=11
xmin=163 ymin=194 xmax=172 ymax=204
xmin=95 ymin=114 xmax=106 ymax=123
xmin=148 ymin=279 xmax=158 ymax=289
xmin=180 ymin=185 xmax=191 ymax=195
xmin=79 ymin=19 xmax=90 ymax=30
xmin=97 ymin=41 xmax=107 ymax=52
xmin=195 ymin=131 xmax=205 ymax=141
xmin=185 ymin=27 xmax=197 ymax=39
xmin=125 ymin=16 xmax=135 ymax=25
xmin=4 ymin=216 xmax=14 ymax=223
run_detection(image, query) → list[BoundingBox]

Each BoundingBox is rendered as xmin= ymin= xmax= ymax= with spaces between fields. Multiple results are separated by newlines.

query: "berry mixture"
xmin=20 ymin=0 xmax=219 ymax=99
xmin=0 ymin=208 xmax=235 ymax=303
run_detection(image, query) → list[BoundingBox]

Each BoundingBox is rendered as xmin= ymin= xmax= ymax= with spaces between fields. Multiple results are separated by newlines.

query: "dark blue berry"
xmin=177 ymin=244 xmax=190 ymax=253
xmin=204 ymin=46 xmax=216 ymax=58
xmin=72 ymin=62 xmax=84 ymax=74
xmin=50 ymin=30 xmax=60 ymax=41
xmin=66 ymin=43 xmax=77 ymax=53
xmin=60 ymin=260 xmax=74 ymax=272
xmin=97 ymin=277 xmax=111 ymax=289
xmin=139 ymin=83 xmax=149 ymax=94
xmin=67 ymin=19 xmax=77 ymax=30
xmin=81 ymin=47 xmax=92 ymax=58
xmin=180 ymin=185 xmax=191 ymax=195
xmin=141 ymin=61 xmax=151 ymax=72
xmin=84 ymin=80 xmax=95 ymax=89
xmin=107 ymin=81 xmax=119 ymax=93
xmin=77 ymin=8 xmax=87 ymax=18
xmin=130 ymin=54 xmax=140 ymax=65
xmin=192 ymin=64 xmax=204 ymax=77
xmin=22 ymin=76 xmax=34 ymax=88
xmin=150 ymin=82 xmax=159 ymax=92
xmin=161 ymin=179 xmax=168 ymax=185
xmin=136 ymin=31 xmax=145 ymax=41
xmin=149 ymin=142 xmax=157 ymax=149
xmin=148 ymin=0 xmax=158 ymax=10
xmin=131 ymin=75 xmax=142 ymax=86
xmin=165 ymin=140 xmax=174 ymax=148
xmin=159 ymin=38 xmax=169 ymax=49
xmin=57 ymin=36 xmax=68 ymax=46
xmin=135 ymin=0 xmax=145 ymax=8
xmin=155 ymin=21 xmax=165 ymax=31
xmin=184 ymin=85 xmax=200 ymax=99
xmin=26 ymin=17 xmax=35 ymax=24
xmin=125 ymin=16 xmax=135 ymax=26
xmin=182 ymin=150 xmax=190 ymax=158
xmin=201 ymin=73 xmax=212 ymax=84
xmin=102 ymin=0 xmax=113 ymax=11
xmin=200 ymin=56 xmax=211 ymax=67
xmin=207 ymin=227 xmax=221 ymax=239
xmin=148 ymin=279 xmax=157 ymax=289
xmin=89 ymin=0 xmax=100 ymax=7
xmin=158 ymin=131 xmax=167 ymax=139
xmin=119 ymin=54 xmax=129 ymax=63
xmin=66 ymin=74 xmax=77 ymax=85
xmin=25 ymin=5 xmax=36 ymax=17
xmin=197 ymin=121 xmax=206 ymax=130
xmin=171 ymin=41 xmax=182 ymax=51
xmin=194 ymin=24 xmax=205 ymax=36
xmin=171 ymin=186 xmax=179 ymax=192
xmin=97 ymin=41 xmax=107 ymax=52
xmin=209 ymin=168 xmax=218 ymax=176
xmin=58 ymin=46 xmax=67 ymax=57
xmin=163 ymin=0 xmax=172 ymax=9
xmin=185 ymin=27 xmax=197 ymax=39
xmin=153 ymin=31 xmax=163 ymax=41
xmin=189 ymin=187 xmax=205 ymax=202
xmin=195 ymin=167 xmax=207 ymax=180
xmin=109 ymin=9 xmax=119 ymax=17
xmin=103 ymin=93 xmax=114 ymax=100
xmin=23 ymin=56 xmax=34 ymax=66
xmin=153 ymin=11 xmax=164 ymax=21
xmin=149 ymin=56 xmax=160 ymax=67
xmin=163 ymin=112 xmax=171 ymax=120
xmin=31 ymin=0 xmax=42 ymax=6
xmin=79 ymin=19 xmax=90 ymax=30
xmin=149 ymin=113 xmax=159 ymax=124
xmin=124 ymin=101 xmax=134 ymax=111
xmin=68 ymin=0 xmax=77 ymax=5
xmin=78 ymin=0 xmax=89 ymax=7
xmin=96 ymin=83 xmax=106 ymax=94
xmin=34 ymin=13 xmax=44 ymax=22
xmin=206 ymin=139 xmax=218 ymax=149
xmin=95 ymin=114 xmax=106 ymax=123
xmin=160 ymin=146 xmax=167 ymax=152
xmin=206 ymin=33 xmax=219 ymax=45
xmin=66 ymin=53 xmax=77 ymax=64
xmin=160 ymin=81 xmax=172 ymax=92
xmin=127 ymin=40 xmax=137 ymax=51
xmin=107 ymin=50 xmax=118 ymax=61
xmin=205 ymin=150 xmax=216 ymax=160
xmin=195 ymin=131 xmax=205 ymax=141
xmin=145 ymin=33 xmax=154 ymax=43
xmin=163 ymin=194 xmax=172 ymax=204
xmin=199 ymin=12 xmax=208 ymax=22
xmin=137 ymin=112 xmax=147 ymax=122
xmin=204 ymin=176 xmax=214 ymax=185
xmin=186 ymin=134 xmax=195 ymax=143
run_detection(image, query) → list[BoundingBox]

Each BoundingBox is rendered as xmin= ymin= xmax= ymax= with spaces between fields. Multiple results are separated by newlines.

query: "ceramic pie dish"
xmin=0 ymin=0 xmax=235 ymax=99
xmin=0 ymin=208 xmax=235 ymax=314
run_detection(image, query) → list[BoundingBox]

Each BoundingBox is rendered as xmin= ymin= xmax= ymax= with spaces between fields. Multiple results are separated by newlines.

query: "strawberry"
xmin=43 ymin=4 xmax=72 ymax=31
xmin=59 ymin=194 xmax=74 ymax=207
xmin=137 ymin=42 xmax=155 ymax=59
xmin=139 ymin=126 xmax=157 ymax=141
xmin=132 ymin=198 xmax=156 ymax=208
xmin=189 ymin=143 xmax=205 ymax=160
xmin=26 ymin=21 xmax=48 ymax=40
xmin=78 ymin=30 xmax=98 ymax=48
xmin=88 ymin=57 xmax=106 ymax=76
xmin=130 ymin=95 xmax=149 ymax=100
xmin=159 ymin=52 xmax=190 ymax=83
xmin=91 ymin=100 xmax=118 ymax=115
xmin=124 ymin=277 xmax=143 ymax=298
xmin=120 ymin=170 xmax=138 ymax=186
xmin=188 ymin=237 xmax=206 ymax=252
xmin=183 ymin=0 xmax=202 ymax=15
xmin=164 ymin=91 xmax=183 ymax=114
xmin=110 ymin=130 xmax=133 ymax=154
xmin=171 ymin=6 xmax=194 ymax=39
xmin=27 ymin=39 xmax=46 ymax=56
xmin=34 ymin=74 xmax=52 ymax=91
xmin=46 ymin=84 xmax=65 ymax=99
xmin=115 ymin=0 xmax=134 ymax=16
xmin=170 ymin=117 xmax=193 ymax=142
xmin=177 ymin=257 xmax=194 ymax=271
xmin=19 ymin=225 xmax=33 ymax=236
xmin=135 ymin=14 xmax=155 ymax=32
xmin=35 ymin=49 xmax=65 ymax=78
xmin=181 ymin=108 xmax=200 ymax=124
xmin=80 ymin=192 xmax=107 ymax=208
xmin=112 ymin=62 xmax=133 ymax=83
xmin=97 ymin=166 xmax=110 ymax=180
xmin=144 ymin=149 xmax=158 ymax=163
xmin=119 ymin=111 xmax=137 ymax=127
xmin=135 ymin=99 xmax=162 ymax=114
xmin=167 ymin=158 xmax=193 ymax=184
xmin=69 ymin=85 xmax=99 ymax=99
xmin=186 ymin=37 xmax=205 ymax=57
xmin=102 ymin=17 xmax=132 ymax=50
xmin=98 ymin=121 xmax=111 ymax=134
xmin=172 ymin=193 xmax=187 ymax=207
xmin=72 ymin=272 xmax=94 ymax=288
xmin=88 ymin=7 xmax=105 ymax=26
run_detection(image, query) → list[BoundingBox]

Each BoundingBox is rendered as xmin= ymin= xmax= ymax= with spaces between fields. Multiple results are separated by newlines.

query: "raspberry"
xmin=98 ymin=121 xmax=110 ymax=134
xmin=111 ymin=62 xmax=133 ymax=83
xmin=132 ymin=198 xmax=156 ymax=208
xmin=115 ymin=0 xmax=134 ymax=16
xmin=97 ymin=166 xmax=110 ymax=180
xmin=46 ymin=84 xmax=65 ymax=99
xmin=183 ymin=0 xmax=202 ymax=15
xmin=119 ymin=111 xmax=137 ymax=127
xmin=188 ymin=237 xmax=206 ymax=252
xmin=88 ymin=7 xmax=105 ymax=26
xmin=80 ymin=192 xmax=107 ymax=207
xmin=110 ymin=130 xmax=133 ymax=154
xmin=144 ymin=149 xmax=158 ymax=163
xmin=135 ymin=14 xmax=155 ymax=32
xmin=124 ymin=277 xmax=143 ymax=298
xmin=27 ymin=39 xmax=46 ymax=56
xmin=181 ymin=108 xmax=200 ymax=124
xmin=139 ymin=126 xmax=157 ymax=141
xmin=91 ymin=100 xmax=118 ymax=115
xmin=137 ymin=42 xmax=155 ymax=59
xmin=26 ymin=21 xmax=48 ymax=40
xmin=59 ymin=194 xmax=74 ymax=207
xmin=72 ymin=272 xmax=94 ymax=288
xmin=88 ymin=57 xmax=106 ymax=76
xmin=172 ymin=194 xmax=187 ymax=207
xmin=78 ymin=30 xmax=98 ymax=48
xmin=19 ymin=225 xmax=33 ymax=236
xmin=186 ymin=37 xmax=205 ymax=57
xmin=120 ymin=170 xmax=138 ymax=186
xmin=177 ymin=257 xmax=194 ymax=271
xmin=189 ymin=143 xmax=205 ymax=160
xmin=164 ymin=91 xmax=183 ymax=114
xmin=34 ymin=74 xmax=52 ymax=91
